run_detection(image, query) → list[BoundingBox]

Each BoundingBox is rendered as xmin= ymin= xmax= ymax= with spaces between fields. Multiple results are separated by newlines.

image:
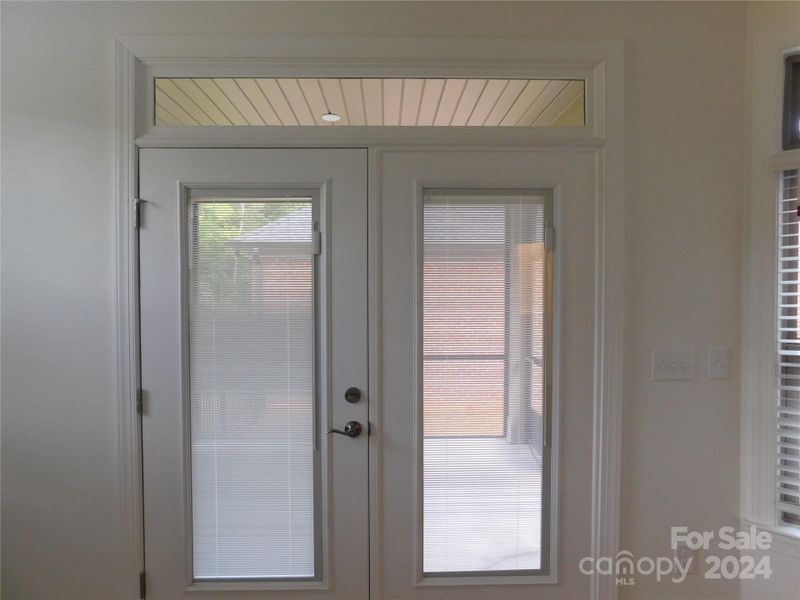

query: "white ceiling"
xmin=154 ymin=78 xmax=584 ymax=127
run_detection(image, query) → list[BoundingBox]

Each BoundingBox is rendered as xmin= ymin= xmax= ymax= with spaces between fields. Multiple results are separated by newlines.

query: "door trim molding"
xmin=115 ymin=35 xmax=624 ymax=600
xmin=115 ymin=38 xmax=142 ymax=600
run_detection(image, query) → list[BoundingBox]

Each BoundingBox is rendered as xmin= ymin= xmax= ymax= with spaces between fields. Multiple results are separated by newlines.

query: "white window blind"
xmin=778 ymin=169 xmax=800 ymax=526
xmin=422 ymin=190 xmax=551 ymax=574
xmin=188 ymin=197 xmax=319 ymax=579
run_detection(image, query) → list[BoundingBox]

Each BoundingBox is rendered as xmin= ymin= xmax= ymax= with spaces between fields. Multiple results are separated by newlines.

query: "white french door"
xmin=139 ymin=148 xmax=369 ymax=599
xmin=139 ymin=147 xmax=597 ymax=600
xmin=375 ymin=150 xmax=596 ymax=599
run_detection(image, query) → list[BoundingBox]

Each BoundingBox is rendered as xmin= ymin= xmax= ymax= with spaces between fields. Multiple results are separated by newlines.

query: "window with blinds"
xmin=187 ymin=195 xmax=320 ymax=579
xmin=421 ymin=189 xmax=552 ymax=575
xmin=778 ymin=169 xmax=800 ymax=527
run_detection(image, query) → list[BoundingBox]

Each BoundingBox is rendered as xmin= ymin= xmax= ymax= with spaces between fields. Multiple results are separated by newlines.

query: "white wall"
xmin=1 ymin=2 xmax=749 ymax=598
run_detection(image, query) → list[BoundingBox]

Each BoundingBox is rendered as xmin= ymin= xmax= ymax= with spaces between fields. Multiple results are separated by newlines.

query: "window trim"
xmin=742 ymin=37 xmax=800 ymax=547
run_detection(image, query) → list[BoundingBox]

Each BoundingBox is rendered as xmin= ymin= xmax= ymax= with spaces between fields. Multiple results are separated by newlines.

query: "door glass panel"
xmin=187 ymin=195 xmax=319 ymax=580
xmin=422 ymin=190 xmax=551 ymax=575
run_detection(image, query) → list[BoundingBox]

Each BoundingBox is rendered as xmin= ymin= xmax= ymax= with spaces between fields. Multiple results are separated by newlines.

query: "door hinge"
xmin=132 ymin=198 xmax=142 ymax=229
xmin=543 ymin=382 xmax=553 ymax=449
xmin=544 ymin=226 xmax=555 ymax=251
xmin=136 ymin=388 xmax=144 ymax=416
xmin=139 ymin=571 xmax=146 ymax=599
xmin=312 ymin=230 xmax=322 ymax=255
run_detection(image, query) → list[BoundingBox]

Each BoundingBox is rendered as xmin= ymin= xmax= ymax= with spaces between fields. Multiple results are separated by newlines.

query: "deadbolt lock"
xmin=344 ymin=387 xmax=362 ymax=404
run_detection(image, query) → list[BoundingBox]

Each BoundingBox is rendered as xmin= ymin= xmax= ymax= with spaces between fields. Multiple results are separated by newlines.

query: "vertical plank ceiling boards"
xmin=154 ymin=78 xmax=585 ymax=127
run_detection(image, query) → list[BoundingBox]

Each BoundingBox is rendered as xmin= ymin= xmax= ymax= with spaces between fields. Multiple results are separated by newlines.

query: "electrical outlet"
xmin=708 ymin=346 xmax=730 ymax=380
xmin=674 ymin=542 xmax=697 ymax=574
xmin=651 ymin=349 xmax=695 ymax=381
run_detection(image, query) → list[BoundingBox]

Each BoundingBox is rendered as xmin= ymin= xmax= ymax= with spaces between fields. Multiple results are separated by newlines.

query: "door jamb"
xmin=115 ymin=34 xmax=624 ymax=600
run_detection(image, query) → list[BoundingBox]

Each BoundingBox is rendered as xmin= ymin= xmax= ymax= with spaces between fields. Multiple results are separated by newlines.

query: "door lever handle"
xmin=328 ymin=421 xmax=363 ymax=438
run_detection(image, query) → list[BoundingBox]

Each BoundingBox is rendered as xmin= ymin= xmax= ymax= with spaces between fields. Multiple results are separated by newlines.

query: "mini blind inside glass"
xmin=154 ymin=78 xmax=585 ymax=127
xmin=778 ymin=168 xmax=800 ymax=526
xmin=188 ymin=195 xmax=320 ymax=580
xmin=422 ymin=189 xmax=551 ymax=575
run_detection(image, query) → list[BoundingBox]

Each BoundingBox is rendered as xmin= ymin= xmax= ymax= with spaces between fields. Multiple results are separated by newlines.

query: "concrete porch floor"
xmin=423 ymin=437 xmax=543 ymax=573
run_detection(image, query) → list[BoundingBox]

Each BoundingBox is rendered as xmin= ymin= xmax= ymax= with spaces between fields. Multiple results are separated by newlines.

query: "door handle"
xmin=328 ymin=421 xmax=363 ymax=438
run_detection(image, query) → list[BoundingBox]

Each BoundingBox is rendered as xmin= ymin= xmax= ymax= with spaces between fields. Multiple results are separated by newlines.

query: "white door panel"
xmin=376 ymin=150 xmax=596 ymax=599
xmin=139 ymin=148 xmax=368 ymax=599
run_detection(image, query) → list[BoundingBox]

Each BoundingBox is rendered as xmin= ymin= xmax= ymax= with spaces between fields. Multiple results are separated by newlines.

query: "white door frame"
xmin=115 ymin=34 xmax=625 ymax=600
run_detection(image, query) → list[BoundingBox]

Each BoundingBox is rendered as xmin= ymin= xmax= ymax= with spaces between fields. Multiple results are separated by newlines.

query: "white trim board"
xmin=115 ymin=38 xmax=142 ymax=600
xmin=122 ymin=34 xmax=609 ymax=147
xmin=115 ymin=34 xmax=625 ymax=600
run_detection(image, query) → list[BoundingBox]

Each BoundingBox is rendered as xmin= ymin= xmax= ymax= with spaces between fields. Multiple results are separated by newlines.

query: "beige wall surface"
xmin=1 ymin=1 xmax=749 ymax=599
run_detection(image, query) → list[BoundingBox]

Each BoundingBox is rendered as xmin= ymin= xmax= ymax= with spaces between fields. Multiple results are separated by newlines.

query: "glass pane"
xmin=154 ymin=78 xmax=585 ymax=127
xmin=188 ymin=198 xmax=318 ymax=579
xmin=424 ymin=359 xmax=505 ymax=437
xmin=422 ymin=191 xmax=549 ymax=574
xmin=783 ymin=56 xmax=800 ymax=150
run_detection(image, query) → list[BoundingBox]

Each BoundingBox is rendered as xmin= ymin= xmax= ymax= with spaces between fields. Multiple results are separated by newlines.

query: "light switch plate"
xmin=651 ymin=349 xmax=695 ymax=381
xmin=707 ymin=346 xmax=730 ymax=380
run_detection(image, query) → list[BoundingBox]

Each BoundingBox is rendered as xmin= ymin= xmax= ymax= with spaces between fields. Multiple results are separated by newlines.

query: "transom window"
xmin=154 ymin=78 xmax=585 ymax=127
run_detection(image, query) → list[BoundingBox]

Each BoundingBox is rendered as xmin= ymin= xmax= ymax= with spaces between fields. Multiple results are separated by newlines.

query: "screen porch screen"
xmin=422 ymin=190 xmax=551 ymax=575
xmin=188 ymin=197 xmax=318 ymax=580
